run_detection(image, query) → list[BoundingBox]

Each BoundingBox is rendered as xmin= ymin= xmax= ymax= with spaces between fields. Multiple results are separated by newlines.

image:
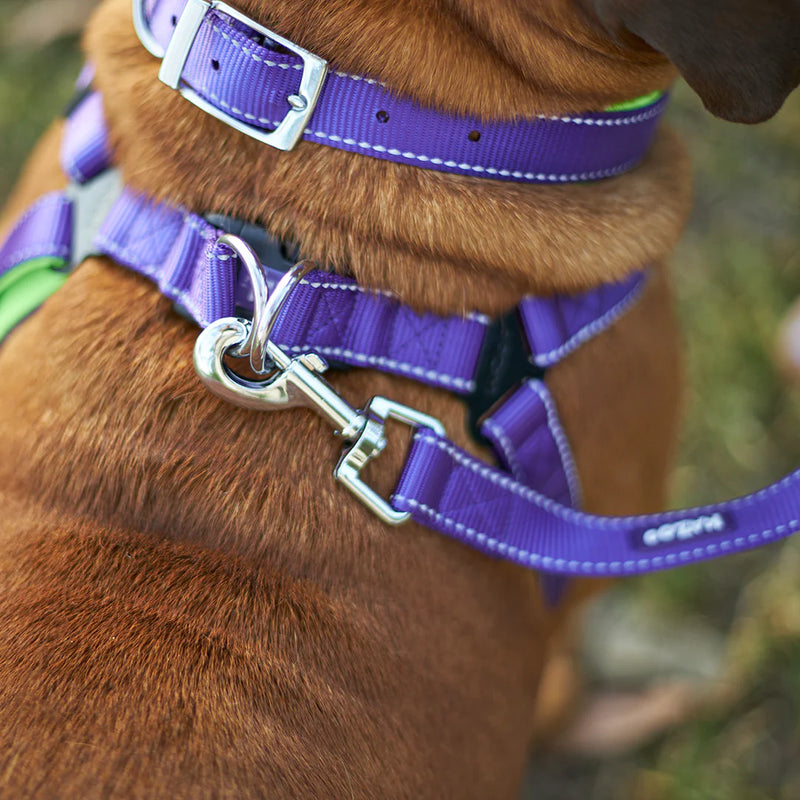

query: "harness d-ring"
xmin=194 ymin=235 xmax=446 ymax=526
xmin=215 ymin=233 xmax=313 ymax=374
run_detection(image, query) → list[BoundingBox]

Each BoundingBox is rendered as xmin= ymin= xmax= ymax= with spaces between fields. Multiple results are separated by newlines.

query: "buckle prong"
xmin=145 ymin=0 xmax=328 ymax=151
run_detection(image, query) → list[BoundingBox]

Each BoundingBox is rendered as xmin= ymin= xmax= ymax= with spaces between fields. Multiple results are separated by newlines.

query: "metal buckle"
xmin=154 ymin=0 xmax=327 ymax=151
xmin=193 ymin=235 xmax=445 ymax=525
xmin=132 ymin=0 xmax=165 ymax=58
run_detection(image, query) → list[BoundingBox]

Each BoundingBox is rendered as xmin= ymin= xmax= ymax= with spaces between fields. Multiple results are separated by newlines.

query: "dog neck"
xmin=85 ymin=0 xmax=691 ymax=316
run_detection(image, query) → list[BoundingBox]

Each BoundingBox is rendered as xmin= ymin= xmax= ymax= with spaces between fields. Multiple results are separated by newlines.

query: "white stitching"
xmin=394 ymin=493 xmax=799 ymax=576
xmin=540 ymin=104 xmax=664 ymax=126
xmin=210 ymin=21 xmax=377 ymax=85
xmin=532 ymin=273 xmax=649 ymax=367
xmin=210 ymin=24 xmax=304 ymax=71
xmin=411 ymin=433 xmax=800 ymax=526
xmin=526 ymin=379 xmax=583 ymax=506
xmin=297 ymin=277 xmax=394 ymax=299
xmin=1 ymin=244 xmax=70 ymax=268
xmin=209 ymin=19 xmax=659 ymax=127
xmin=482 ymin=419 xmax=524 ymax=482
xmin=304 ymin=130 xmax=640 ymax=181
xmin=283 ymin=344 xmax=475 ymax=391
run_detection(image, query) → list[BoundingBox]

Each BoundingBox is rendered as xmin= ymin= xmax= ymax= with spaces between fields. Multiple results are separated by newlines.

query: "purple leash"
xmin=393 ymin=432 xmax=800 ymax=577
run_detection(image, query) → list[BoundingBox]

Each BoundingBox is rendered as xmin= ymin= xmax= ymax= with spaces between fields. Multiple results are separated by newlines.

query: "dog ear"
xmin=575 ymin=0 xmax=800 ymax=123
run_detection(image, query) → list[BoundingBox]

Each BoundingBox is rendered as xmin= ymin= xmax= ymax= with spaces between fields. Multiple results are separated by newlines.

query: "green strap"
xmin=606 ymin=90 xmax=664 ymax=113
xmin=0 ymin=257 xmax=69 ymax=342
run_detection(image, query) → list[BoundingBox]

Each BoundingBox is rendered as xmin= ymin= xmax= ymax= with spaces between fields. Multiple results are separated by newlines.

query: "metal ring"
xmin=214 ymin=233 xmax=313 ymax=374
xmin=132 ymin=0 xmax=166 ymax=59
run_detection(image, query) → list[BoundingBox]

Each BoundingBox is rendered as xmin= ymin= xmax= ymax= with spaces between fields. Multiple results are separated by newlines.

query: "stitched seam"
xmin=283 ymin=344 xmax=474 ymax=390
xmin=526 ymin=379 xmax=582 ymax=506
xmin=298 ymin=277 xmax=395 ymax=299
xmin=202 ymin=89 xmax=647 ymax=182
xmin=540 ymin=104 xmax=663 ymax=126
xmin=209 ymin=21 xmax=378 ymax=85
xmin=0 ymin=244 xmax=70 ymax=269
xmin=304 ymin=131 xmax=641 ymax=181
xmin=533 ymin=273 xmax=649 ymax=367
xmin=411 ymin=433 xmax=800 ymax=526
xmin=394 ymin=494 xmax=799 ymax=576
xmin=207 ymin=20 xmax=659 ymax=126
xmin=482 ymin=419 xmax=524 ymax=482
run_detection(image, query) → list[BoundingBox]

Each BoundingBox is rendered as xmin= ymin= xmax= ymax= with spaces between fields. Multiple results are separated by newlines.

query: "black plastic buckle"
xmin=465 ymin=309 xmax=545 ymax=442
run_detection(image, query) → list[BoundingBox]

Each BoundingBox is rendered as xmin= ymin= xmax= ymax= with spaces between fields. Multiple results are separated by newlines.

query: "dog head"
xmin=574 ymin=0 xmax=800 ymax=122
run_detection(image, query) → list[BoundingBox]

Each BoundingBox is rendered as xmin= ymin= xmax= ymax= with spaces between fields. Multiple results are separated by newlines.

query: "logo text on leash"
xmin=634 ymin=512 xmax=732 ymax=550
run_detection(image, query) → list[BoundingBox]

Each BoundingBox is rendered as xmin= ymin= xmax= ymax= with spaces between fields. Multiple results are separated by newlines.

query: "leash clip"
xmin=193 ymin=236 xmax=445 ymax=525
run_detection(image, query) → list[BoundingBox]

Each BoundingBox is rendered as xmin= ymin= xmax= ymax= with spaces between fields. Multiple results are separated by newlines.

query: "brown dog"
xmin=0 ymin=0 xmax=798 ymax=796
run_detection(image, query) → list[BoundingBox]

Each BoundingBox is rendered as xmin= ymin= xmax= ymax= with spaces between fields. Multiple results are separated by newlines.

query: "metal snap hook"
xmin=215 ymin=233 xmax=313 ymax=374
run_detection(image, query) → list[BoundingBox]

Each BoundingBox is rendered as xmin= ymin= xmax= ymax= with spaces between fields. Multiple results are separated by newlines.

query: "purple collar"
xmin=133 ymin=0 xmax=668 ymax=183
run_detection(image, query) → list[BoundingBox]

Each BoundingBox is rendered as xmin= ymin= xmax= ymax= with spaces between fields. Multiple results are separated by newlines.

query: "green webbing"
xmin=606 ymin=91 xmax=664 ymax=113
xmin=0 ymin=257 xmax=69 ymax=342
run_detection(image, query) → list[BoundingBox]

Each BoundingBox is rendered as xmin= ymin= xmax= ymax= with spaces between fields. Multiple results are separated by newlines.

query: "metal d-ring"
xmin=132 ymin=0 xmax=166 ymax=59
xmin=215 ymin=233 xmax=313 ymax=374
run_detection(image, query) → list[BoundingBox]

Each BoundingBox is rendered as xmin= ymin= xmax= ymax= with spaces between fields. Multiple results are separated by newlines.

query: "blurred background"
xmin=1 ymin=1 xmax=799 ymax=797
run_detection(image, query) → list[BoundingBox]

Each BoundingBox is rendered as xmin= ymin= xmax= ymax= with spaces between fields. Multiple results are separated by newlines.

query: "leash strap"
xmin=135 ymin=0 xmax=668 ymax=183
xmin=393 ymin=432 xmax=800 ymax=576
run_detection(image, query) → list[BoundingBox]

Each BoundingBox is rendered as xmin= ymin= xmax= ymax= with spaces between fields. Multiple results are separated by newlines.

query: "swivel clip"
xmin=193 ymin=235 xmax=445 ymax=525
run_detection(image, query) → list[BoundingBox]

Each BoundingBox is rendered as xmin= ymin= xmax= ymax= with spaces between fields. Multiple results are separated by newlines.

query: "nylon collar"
xmin=133 ymin=0 xmax=668 ymax=183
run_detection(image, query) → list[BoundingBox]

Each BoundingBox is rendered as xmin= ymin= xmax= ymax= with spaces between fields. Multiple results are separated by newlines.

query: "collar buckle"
xmin=150 ymin=0 xmax=328 ymax=151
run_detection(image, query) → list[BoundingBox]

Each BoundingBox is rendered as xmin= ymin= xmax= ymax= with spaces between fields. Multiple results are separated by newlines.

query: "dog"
xmin=0 ymin=0 xmax=798 ymax=796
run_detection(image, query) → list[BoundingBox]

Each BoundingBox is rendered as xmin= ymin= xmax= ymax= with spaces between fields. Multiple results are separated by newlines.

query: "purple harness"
xmin=1 ymin=0 xmax=799 ymax=582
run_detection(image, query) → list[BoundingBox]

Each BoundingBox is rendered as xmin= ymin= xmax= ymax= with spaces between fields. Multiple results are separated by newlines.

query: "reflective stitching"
xmin=283 ymin=344 xmax=475 ymax=391
xmin=209 ymin=19 xmax=659 ymax=125
xmin=482 ymin=418 xmax=524 ymax=482
xmin=394 ymin=494 xmax=799 ymax=576
xmin=411 ymin=433 xmax=800 ymax=526
xmin=304 ymin=129 xmax=640 ymax=182
xmin=525 ymin=379 xmax=582 ymax=506
xmin=531 ymin=274 xmax=649 ymax=367
xmin=210 ymin=22 xmax=372 ymax=84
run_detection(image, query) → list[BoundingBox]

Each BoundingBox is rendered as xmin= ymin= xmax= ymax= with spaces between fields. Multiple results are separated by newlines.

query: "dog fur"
xmin=0 ymin=0 xmax=797 ymax=796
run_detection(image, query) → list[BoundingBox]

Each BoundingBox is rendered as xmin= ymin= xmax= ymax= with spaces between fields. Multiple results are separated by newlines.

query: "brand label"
xmin=634 ymin=512 xmax=732 ymax=550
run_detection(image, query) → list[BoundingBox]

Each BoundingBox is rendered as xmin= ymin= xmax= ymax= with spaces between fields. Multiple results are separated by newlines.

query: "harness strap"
xmin=481 ymin=378 xmax=582 ymax=508
xmin=13 ymin=83 xmax=792 ymax=581
xmin=135 ymin=0 xmax=668 ymax=183
xmin=0 ymin=194 xmax=72 ymax=273
xmin=88 ymin=181 xmax=647 ymax=395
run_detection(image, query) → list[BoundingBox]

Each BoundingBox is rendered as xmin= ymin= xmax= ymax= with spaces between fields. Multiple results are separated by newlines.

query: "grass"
xmin=1 ymin=14 xmax=799 ymax=800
